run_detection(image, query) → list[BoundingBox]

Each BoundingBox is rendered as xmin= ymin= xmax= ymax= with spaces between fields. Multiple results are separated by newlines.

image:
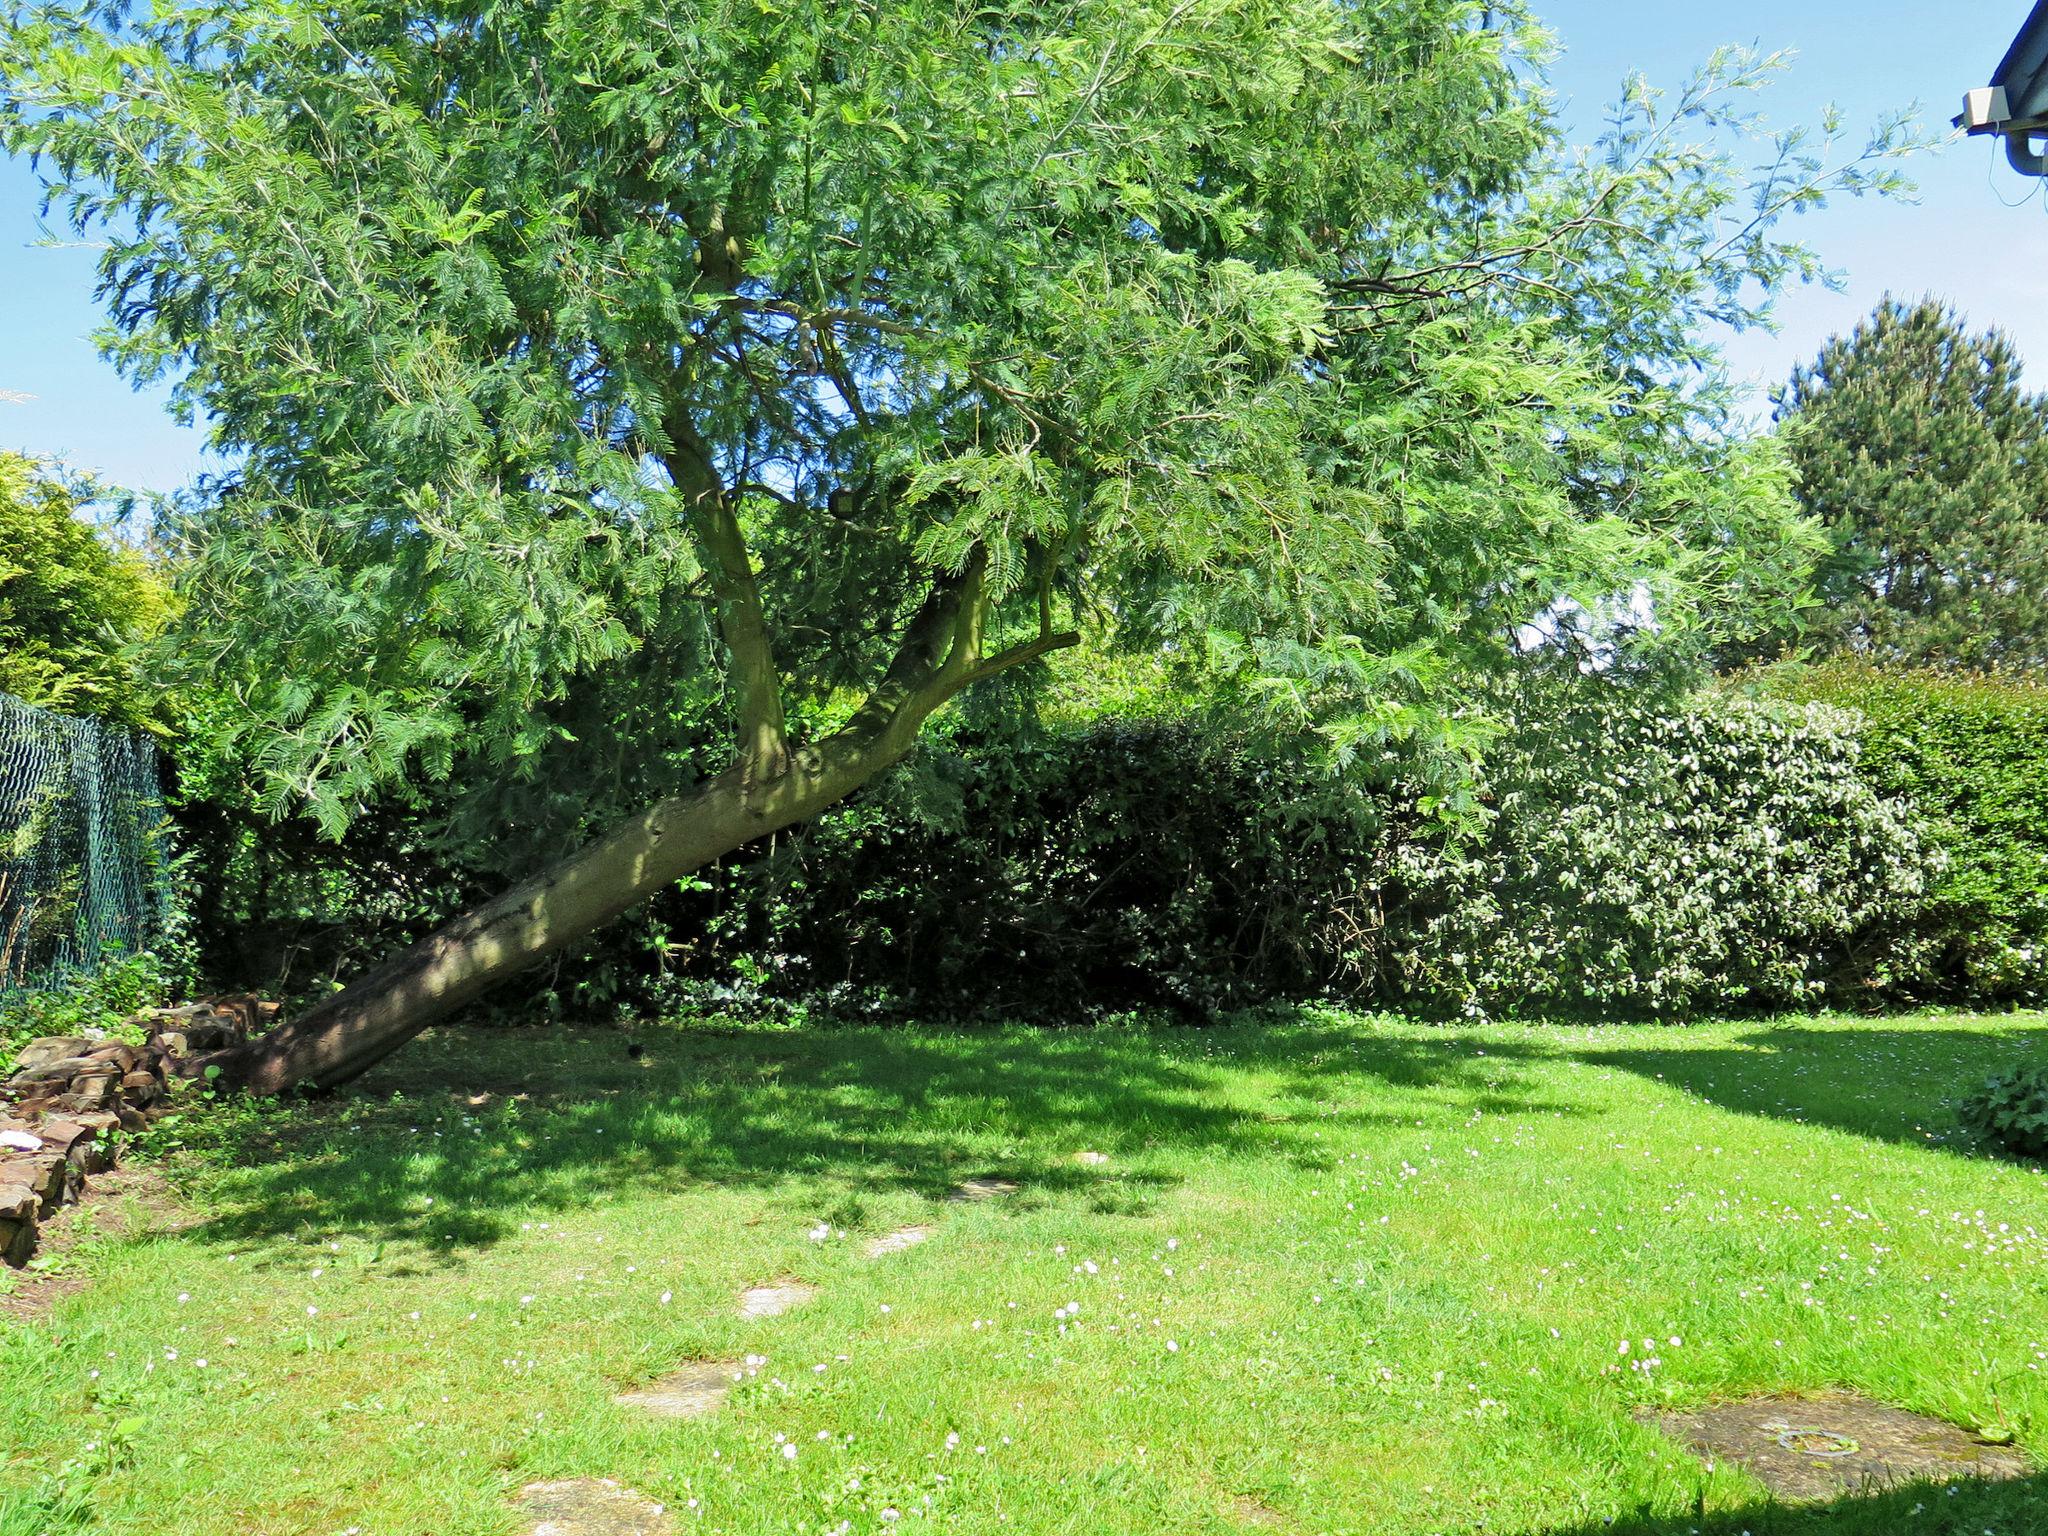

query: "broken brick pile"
xmin=0 ymin=995 xmax=276 ymax=1267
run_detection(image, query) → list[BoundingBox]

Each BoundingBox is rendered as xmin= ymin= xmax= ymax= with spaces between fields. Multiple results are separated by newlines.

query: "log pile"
xmin=0 ymin=996 xmax=276 ymax=1266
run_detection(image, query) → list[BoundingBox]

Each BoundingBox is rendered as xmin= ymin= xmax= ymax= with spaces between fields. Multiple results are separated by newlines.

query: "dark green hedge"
xmin=181 ymin=665 xmax=2046 ymax=1022
xmin=699 ymin=720 xmax=1404 ymax=1019
xmin=704 ymin=680 xmax=1941 ymax=1020
xmin=1757 ymin=662 xmax=2048 ymax=1003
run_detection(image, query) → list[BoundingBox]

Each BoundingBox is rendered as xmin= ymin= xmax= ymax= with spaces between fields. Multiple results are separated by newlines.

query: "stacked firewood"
xmin=0 ymin=996 xmax=276 ymax=1266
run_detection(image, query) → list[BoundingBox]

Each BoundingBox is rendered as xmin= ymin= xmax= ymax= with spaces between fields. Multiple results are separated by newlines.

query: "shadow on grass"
xmin=1577 ymin=1021 xmax=2048 ymax=1157
xmin=1533 ymin=1467 xmax=2048 ymax=1535
xmin=174 ymin=1018 xmax=1572 ymax=1256
xmin=165 ymin=1012 xmax=2043 ymax=1260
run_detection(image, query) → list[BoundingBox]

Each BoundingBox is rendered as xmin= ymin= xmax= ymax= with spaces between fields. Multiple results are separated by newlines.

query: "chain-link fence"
xmin=0 ymin=691 xmax=170 ymax=994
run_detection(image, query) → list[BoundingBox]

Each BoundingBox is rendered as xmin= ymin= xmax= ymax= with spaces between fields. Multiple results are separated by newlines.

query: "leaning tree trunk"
xmin=208 ymin=533 xmax=1078 ymax=1095
xmin=214 ymin=753 xmax=861 ymax=1094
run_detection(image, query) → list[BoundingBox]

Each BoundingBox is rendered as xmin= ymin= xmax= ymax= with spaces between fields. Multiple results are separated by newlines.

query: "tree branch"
xmin=832 ymin=547 xmax=1081 ymax=768
xmin=833 ymin=565 xmax=980 ymax=755
xmin=661 ymin=422 xmax=790 ymax=795
xmin=958 ymin=627 xmax=1082 ymax=689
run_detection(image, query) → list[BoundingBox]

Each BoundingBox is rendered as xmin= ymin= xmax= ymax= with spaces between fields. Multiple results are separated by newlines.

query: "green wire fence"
xmin=0 ymin=690 xmax=170 ymax=995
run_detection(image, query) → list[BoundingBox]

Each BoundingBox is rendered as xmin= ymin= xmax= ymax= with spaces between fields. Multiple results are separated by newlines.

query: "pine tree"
xmin=1779 ymin=298 xmax=2048 ymax=668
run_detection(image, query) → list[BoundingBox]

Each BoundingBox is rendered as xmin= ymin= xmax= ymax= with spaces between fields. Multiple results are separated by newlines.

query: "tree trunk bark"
xmin=208 ymin=543 xmax=1078 ymax=1095
xmin=216 ymin=753 xmax=856 ymax=1094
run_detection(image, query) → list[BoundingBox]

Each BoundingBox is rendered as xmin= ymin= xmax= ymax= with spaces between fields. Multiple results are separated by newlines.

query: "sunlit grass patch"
xmin=1 ymin=1010 xmax=2044 ymax=1534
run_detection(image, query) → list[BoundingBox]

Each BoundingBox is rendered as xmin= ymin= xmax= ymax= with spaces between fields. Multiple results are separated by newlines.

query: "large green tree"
xmin=1 ymin=0 xmax=1912 ymax=1090
xmin=0 ymin=453 xmax=169 ymax=728
xmin=1778 ymin=298 xmax=2048 ymax=667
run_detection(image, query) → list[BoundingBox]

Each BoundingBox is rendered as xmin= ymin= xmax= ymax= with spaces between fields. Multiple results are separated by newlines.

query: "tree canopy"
xmin=1777 ymin=297 xmax=2048 ymax=669
xmin=0 ymin=453 xmax=170 ymax=728
xmin=3 ymin=1 xmax=1915 ymax=824
xmin=0 ymin=0 xmax=1922 ymax=1085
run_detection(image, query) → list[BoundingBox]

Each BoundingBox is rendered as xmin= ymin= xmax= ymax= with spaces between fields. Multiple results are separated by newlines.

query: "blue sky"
xmin=2 ymin=1 xmax=2044 ymax=495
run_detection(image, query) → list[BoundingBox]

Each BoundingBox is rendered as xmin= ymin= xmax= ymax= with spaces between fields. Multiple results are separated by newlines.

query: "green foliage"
xmin=0 ymin=0 xmax=1913 ymax=847
xmin=0 ymin=454 xmax=170 ymax=729
xmin=1390 ymin=679 xmax=1937 ymax=1016
xmin=4 ymin=1014 xmax=2046 ymax=1535
xmin=1957 ymin=1063 xmax=2048 ymax=1161
xmin=0 ymin=951 xmax=167 ymax=1069
xmin=181 ymin=662 xmax=2031 ymax=1024
xmin=1776 ymin=299 xmax=2048 ymax=668
xmin=688 ymin=678 xmax=1935 ymax=1019
xmin=706 ymin=717 xmax=1398 ymax=1018
xmin=1760 ymin=660 xmax=2048 ymax=1002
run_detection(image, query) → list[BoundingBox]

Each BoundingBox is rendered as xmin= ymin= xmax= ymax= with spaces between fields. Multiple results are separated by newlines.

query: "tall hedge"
xmin=1386 ymin=686 xmax=1936 ymax=1016
xmin=1757 ymin=662 xmax=2048 ymax=1003
xmin=703 ymin=722 xmax=1401 ymax=1019
xmin=707 ymin=680 xmax=1940 ymax=1020
xmin=183 ymin=667 xmax=2034 ymax=1021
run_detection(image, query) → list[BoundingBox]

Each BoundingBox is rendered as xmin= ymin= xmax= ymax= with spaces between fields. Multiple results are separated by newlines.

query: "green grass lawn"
xmin=2 ymin=1010 xmax=2045 ymax=1535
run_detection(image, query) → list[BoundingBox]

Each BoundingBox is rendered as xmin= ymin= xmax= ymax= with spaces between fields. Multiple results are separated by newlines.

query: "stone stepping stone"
xmin=1645 ymin=1392 xmax=2029 ymax=1502
xmin=737 ymin=1278 xmax=817 ymax=1319
xmin=947 ymin=1176 xmax=1019 ymax=1203
xmin=864 ymin=1224 xmax=933 ymax=1258
xmin=516 ymin=1478 xmax=673 ymax=1535
xmin=614 ymin=1360 xmax=745 ymax=1419
xmin=1229 ymin=1494 xmax=1288 ymax=1528
xmin=1071 ymin=1150 xmax=1111 ymax=1167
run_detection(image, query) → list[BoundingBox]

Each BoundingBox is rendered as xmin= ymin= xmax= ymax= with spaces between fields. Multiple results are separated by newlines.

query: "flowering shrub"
xmin=1384 ymin=684 xmax=1940 ymax=1017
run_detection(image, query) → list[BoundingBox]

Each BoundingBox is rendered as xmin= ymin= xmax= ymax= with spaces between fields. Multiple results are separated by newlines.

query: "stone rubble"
xmin=0 ymin=994 xmax=276 ymax=1267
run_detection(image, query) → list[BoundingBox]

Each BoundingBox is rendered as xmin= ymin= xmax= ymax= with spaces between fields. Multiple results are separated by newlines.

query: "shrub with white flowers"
xmin=1385 ymin=682 xmax=1941 ymax=1017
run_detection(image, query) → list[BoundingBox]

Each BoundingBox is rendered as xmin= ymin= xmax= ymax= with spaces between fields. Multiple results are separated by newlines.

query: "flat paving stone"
xmin=1646 ymin=1392 xmax=2030 ymax=1501
xmin=1071 ymin=1150 xmax=1111 ymax=1167
xmin=738 ymin=1278 xmax=817 ymax=1318
xmin=947 ymin=1176 xmax=1020 ymax=1203
xmin=615 ymin=1360 xmax=745 ymax=1419
xmin=517 ymin=1478 xmax=673 ymax=1535
xmin=1228 ymin=1493 xmax=1288 ymax=1527
xmin=864 ymin=1224 xmax=934 ymax=1258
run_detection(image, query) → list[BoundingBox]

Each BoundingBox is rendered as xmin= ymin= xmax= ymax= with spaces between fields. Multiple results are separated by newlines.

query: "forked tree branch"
xmin=831 ymin=548 xmax=1078 ymax=763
